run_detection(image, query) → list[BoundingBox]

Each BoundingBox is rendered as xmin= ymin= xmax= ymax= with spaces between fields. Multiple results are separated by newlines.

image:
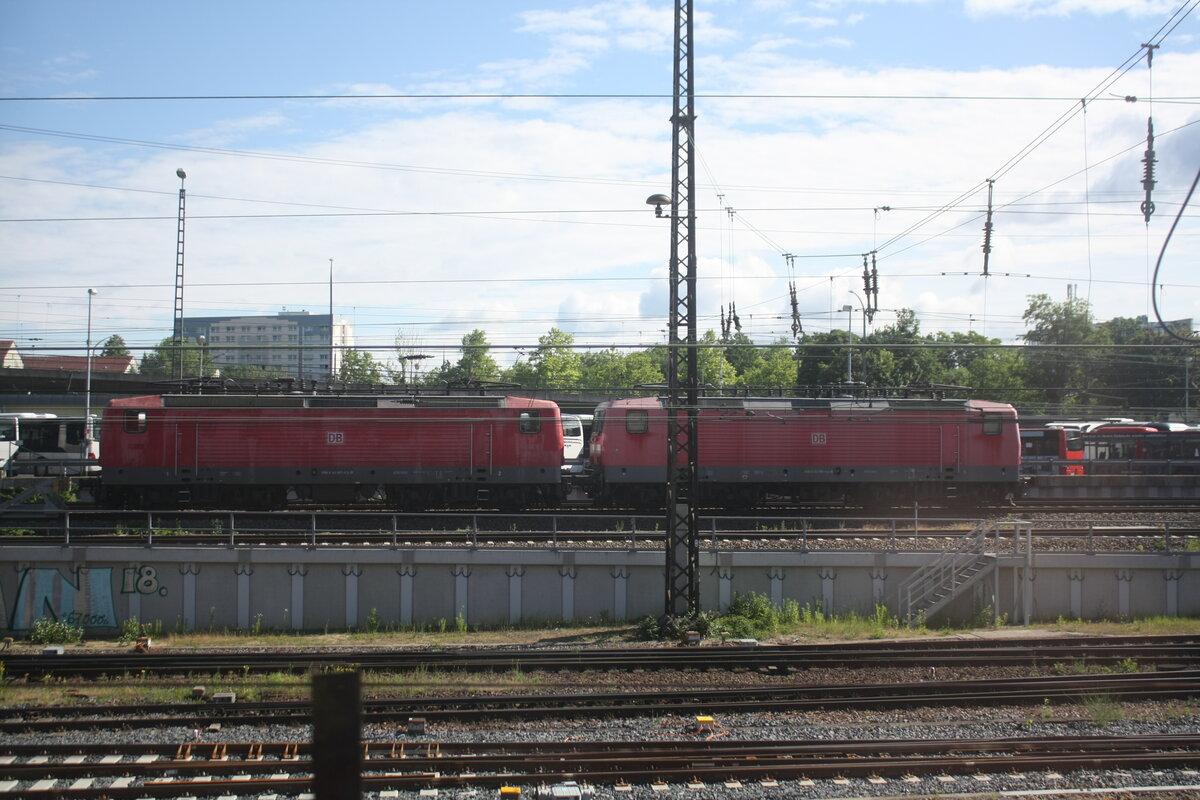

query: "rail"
xmin=0 ymin=509 xmax=1078 ymax=552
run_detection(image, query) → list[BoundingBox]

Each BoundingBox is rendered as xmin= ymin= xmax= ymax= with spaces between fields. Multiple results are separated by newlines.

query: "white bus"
xmin=561 ymin=413 xmax=592 ymax=476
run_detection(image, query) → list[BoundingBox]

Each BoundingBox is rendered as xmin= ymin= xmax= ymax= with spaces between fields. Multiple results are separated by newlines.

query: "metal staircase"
xmin=899 ymin=520 xmax=998 ymax=625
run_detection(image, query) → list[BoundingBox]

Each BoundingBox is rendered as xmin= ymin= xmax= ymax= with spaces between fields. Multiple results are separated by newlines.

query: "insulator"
xmin=1141 ymin=117 xmax=1157 ymax=223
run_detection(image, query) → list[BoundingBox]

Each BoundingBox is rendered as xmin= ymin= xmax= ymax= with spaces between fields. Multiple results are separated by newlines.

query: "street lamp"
xmin=849 ymin=290 xmax=867 ymax=386
xmin=840 ymin=304 xmax=853 ymax=383
xmin=84 ymin=288 xmax=97 ymax=452
xmin=197 ymin=335 xmax=206 ymax=385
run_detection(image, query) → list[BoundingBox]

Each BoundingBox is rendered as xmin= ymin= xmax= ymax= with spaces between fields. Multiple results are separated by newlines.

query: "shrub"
xmin=635 ymin=615 xmax=660 ymax=641
xmin=29 ymin=616 xmax=84 ymax=645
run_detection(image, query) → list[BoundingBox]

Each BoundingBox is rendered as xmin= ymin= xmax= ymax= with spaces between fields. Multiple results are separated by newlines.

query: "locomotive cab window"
xmin=519 ymin=410 xmax=541 ymax=434
xmin=626 ymin=409 xmax=649 ymax=434
xmin=982 ymin=416 xmax=1002 ymax=435
xmin=124 ymin=410 xmax=148 ymax=433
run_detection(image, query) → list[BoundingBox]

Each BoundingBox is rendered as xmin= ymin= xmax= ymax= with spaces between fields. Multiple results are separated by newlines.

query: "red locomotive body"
xmin=100 ymin=394 xmax=564 ymax=509
xmin=587 ymin=396 xmax=1021 ymax=508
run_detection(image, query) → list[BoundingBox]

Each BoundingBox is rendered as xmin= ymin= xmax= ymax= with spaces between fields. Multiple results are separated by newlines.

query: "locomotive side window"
xmin=982 ymin=416 xmax=1002 ymax=435
xmin=626 ymin=409 xmax=648 ymax=434
xmin=124 ymin=410 xmax=148 ymax=433
xmin=519 ymin=410 xmax=541 ymax=434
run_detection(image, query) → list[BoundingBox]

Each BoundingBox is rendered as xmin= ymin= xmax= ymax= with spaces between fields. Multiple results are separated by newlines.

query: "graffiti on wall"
xmin=4 ymin=565 xmax=168 ymax=631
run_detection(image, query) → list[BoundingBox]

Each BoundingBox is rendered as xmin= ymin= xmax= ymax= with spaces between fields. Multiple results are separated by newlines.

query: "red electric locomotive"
xmin=99 ymin=394 xmax=564 ymax=509
xmin=586 ymin=396 xmax=1022 ymax=508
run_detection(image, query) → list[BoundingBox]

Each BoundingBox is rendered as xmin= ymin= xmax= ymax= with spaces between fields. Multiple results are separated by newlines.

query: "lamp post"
xmin=840 ymin=304 xmax=853 ymax=383
xmin=848 ymin=290 xmax=867 ymax=386
xmin=197 ymin=335 xmax=206 ymax=386
xmin=84 ymin=288 xmax=97 ymax=451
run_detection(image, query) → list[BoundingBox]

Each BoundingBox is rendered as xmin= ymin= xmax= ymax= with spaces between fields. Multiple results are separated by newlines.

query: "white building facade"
xmin=182 ymin=312 xmax=353 ymax=380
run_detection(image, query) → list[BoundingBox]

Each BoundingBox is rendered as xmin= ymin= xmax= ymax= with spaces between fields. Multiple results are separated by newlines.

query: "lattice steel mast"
xmin=172 ymin=168 xmax=187 ymax=383
xmin=663 ymin=0 xmax=700 ymax=620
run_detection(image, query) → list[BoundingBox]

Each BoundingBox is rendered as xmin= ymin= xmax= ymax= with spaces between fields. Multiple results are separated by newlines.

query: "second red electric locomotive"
xmin=586 ymin=395 xmax=1021 ymax=508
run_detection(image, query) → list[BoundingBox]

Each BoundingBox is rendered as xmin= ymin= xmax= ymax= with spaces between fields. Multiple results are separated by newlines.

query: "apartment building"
xmin=182 ymin=312 xmax=352 ymax=379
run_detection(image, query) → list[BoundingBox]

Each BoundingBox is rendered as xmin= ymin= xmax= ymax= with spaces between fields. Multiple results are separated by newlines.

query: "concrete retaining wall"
xmin=2 ymin=543 xmax=1196 ymax=633
xmin=1026 ymin=474 xmax=1200 ymax=499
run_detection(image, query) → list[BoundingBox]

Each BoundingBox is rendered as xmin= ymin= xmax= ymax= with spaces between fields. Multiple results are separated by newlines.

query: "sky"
xmin=1 ymin=0 xmax=1198 ymax=374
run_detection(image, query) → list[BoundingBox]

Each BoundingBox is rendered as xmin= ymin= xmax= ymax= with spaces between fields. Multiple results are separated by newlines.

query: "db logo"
xmin=810 ymin=432 xmax=828 ymax=445
xmin=327 ymin=432 xmax=345 ymax=444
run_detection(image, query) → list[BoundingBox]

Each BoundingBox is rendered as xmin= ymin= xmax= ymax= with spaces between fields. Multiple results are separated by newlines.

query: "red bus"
xmin=1020 ymin=427 xmax=1084 ymax=475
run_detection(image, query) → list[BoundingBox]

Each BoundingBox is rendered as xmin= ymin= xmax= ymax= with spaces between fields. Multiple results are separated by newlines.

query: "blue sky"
xmin=2 ymin=0 xmax=1198 ymax=370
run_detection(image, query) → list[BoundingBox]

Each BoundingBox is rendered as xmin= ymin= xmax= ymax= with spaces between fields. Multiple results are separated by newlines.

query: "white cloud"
xmin=964 ymin=0 xmax=1177 ymax=17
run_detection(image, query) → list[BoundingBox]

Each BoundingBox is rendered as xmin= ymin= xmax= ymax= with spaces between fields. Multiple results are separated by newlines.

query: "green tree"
xmin=511 ymin=328 xmax=583 ymax=389
xmin=420 ymin=330 xmax=500 ymax=386
xmin=580 ymin=347 xmax=629 ymax=390
xmin=456 ymin=329 xmax=500 ymax=383
xmin=697 ymin=329 xmax=740 ymax=388
xmin=650 ymin=330 xmax=740 ymax=389
xmin=623 ymin=350 xmax=666 ymax=387
xmin=1021 ymin=293 xmax=1109 ymax=407
xmin=502 ymin=358 xmax=540 ymax=389
xmin=579 ymin=347 xmax=668 ymax=391
xmin=740 ymin=338 xmax=798 ymax=388
xmin=721 ymin=330 xmax=762 ymax=378
xmin=338 ymin=348 xmax=385 ymax=383
xmin=794 ymin=331 xmax=852 ymax=386
xmin=1094 ymin=316 xmax=1191 ymax=410
xmin=98 ymin=334 xmax=130 ymax=358
xmin=866 ymin=308 xmax=939 ymax=387
xmin=139 ymin=336 xmax=213 ymax=379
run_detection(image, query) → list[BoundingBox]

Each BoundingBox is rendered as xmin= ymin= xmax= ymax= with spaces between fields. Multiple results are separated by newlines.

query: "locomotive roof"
xmin=107 ymin=394 xmax=556 ymax=410
xmin=597 ymin=396 xmax=1015 ymax=415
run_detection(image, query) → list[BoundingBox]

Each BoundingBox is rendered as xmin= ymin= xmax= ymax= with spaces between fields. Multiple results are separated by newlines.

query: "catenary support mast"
xmin=664 ymin=0 xmax=700 ymax=619
xmin=172 ymin=168 xmax=187 ymax=383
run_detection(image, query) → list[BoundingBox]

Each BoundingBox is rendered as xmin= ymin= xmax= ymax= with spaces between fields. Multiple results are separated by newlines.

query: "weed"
xmin=1040 ymin=698 xmax=1053 ymax=721
xmin=29 ymin=617 xmax=84 ymax=645
xmin=116 ymin=617 xmax=157 ymax=645
xmin=1083 ymin=693 xmax=1124 ymax=726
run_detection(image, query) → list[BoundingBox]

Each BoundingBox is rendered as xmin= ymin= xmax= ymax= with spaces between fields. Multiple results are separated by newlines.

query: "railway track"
xmin=6 ymin=635 xmax=1197 ymax=679
xmin=5 ymin=670 xmax=1198 ymax=732
xmin=2 ymin=734 xmax=1197 ymax=799
xmin=2 ymin=507 xmax=1197 ymax=547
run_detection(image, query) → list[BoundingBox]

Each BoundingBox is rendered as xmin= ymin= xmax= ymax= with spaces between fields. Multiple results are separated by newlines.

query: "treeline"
xmin=130 ymin=294 xmax=1195 ymax=416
